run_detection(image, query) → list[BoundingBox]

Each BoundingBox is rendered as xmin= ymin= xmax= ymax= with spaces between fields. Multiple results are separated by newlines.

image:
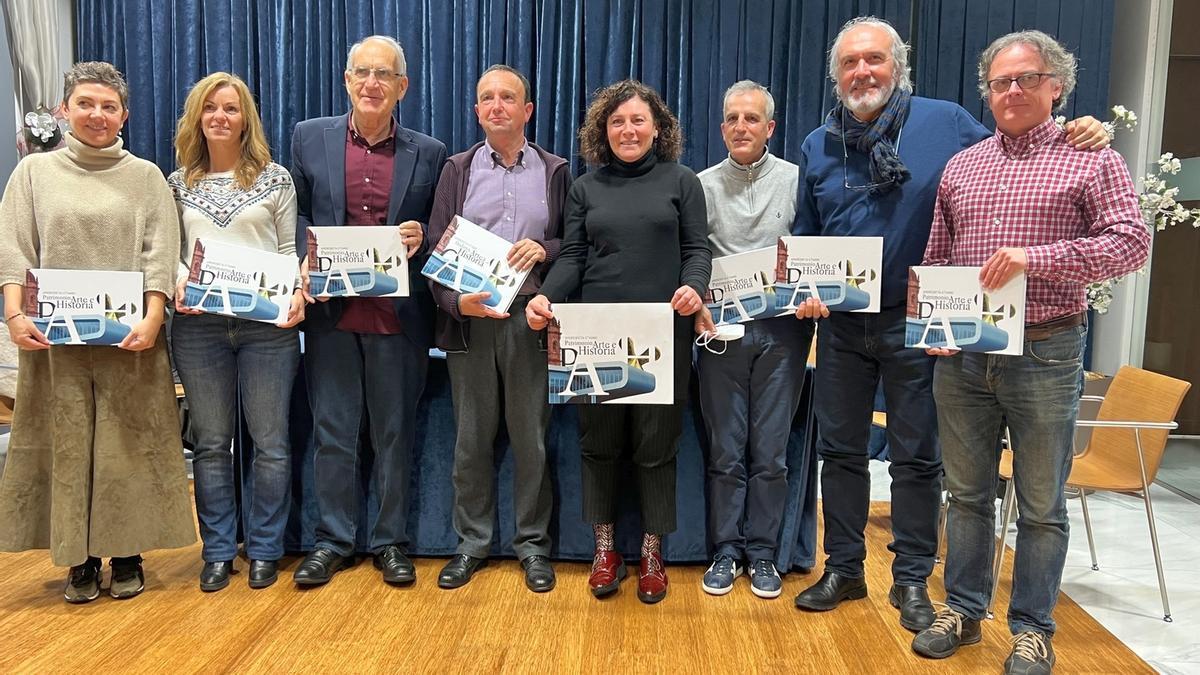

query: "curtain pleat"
xmin=75 ymin=0 xmax=1108 ymax=177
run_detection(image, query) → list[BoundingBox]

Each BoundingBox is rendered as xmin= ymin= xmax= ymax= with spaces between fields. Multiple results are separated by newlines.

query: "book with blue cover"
xmin=182 ymin=239 xmax=298 ymax=325
xmin=774 ymin=236 xmax=883 ymax=313
xmin=23 ymin=268 xmax=143 ymax=346
xmin=305 ymin=226 xmax=410 ymax=298
xmin=546 ymin=303 xmax=674 ymax=405
xmin=704 ymin=246 xmax=790 ymax=325
xmin=420 ymin=215 xmax=530 ymax=314
xmin=905 ymin=266 xmax=1026 ymax=355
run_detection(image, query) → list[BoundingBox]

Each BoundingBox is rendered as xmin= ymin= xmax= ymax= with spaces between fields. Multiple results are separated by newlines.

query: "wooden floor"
xmin=0 ymin=503 xmax=1151 ymax=674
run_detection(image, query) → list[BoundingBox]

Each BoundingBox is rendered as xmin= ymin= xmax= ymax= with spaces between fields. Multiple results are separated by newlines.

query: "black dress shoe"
xmin=438 ymin=554 xmax=487 ymax=589
xmin=373 ymin=545 xmax=416 ymax=584
xmin=794 ymin=570 xmax=868 ymax=611
xmin=890 ymin=584 xmax=936 ymax=631
xmin=293 ymin=548 xmax=352 ymax=586
xmin=200 ymin=560 xmax=234 ymax=592
xmin=521 ymin=555 xmax=556 ymax=593
xmin=248 ymin=560 xmax=279 ymax=589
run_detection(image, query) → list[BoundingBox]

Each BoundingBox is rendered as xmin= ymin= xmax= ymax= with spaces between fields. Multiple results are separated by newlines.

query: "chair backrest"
xmin=1085 ymin=365 xmax=1192 ymax=482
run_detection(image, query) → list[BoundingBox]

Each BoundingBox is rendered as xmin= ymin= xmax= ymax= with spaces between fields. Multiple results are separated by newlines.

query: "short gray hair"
xmin=345 ymin=35 xmax=407 ymax=77
xmin=63 ymin=61 xmax=129 ymax=109
xmin=978 ymin=30 xmax=1076 ymax=111
xmin=722 ymin=80 xmax=775 ymax=122
xmin=828 ymin=16 xmax=912 ymax=95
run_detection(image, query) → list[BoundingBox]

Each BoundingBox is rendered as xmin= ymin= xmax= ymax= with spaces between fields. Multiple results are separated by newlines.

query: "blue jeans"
xmin=697 ymin=317 xmax=814 ymax=563
xmin=935 ymin=324 xmax=1085 ymax=636
xmin=171 ymin=313 xmax=299 ymax=562
xmin=814 ymin=306 xmax=942 ymax=585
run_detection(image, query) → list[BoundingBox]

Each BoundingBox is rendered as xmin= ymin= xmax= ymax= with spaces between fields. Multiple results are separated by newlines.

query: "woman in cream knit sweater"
xmin=0 ymin=62 xmax=195 ymax=603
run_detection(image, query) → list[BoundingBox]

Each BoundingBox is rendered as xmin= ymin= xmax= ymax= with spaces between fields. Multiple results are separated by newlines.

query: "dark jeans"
xmin=814 ymin=307 xmax=942 ymax=586
xmin=696 ymin=317 xmax=813 ymax=563
xmin=937 ymin=324 xmax=1085 ymax=636
xmin=172 ymin=314 xmax=299 ymax=562
xmin=305 ymin=328 xmax=427 ymax=557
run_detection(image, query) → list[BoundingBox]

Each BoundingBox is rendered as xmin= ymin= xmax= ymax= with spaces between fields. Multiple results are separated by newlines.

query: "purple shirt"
xmin=338 ymin=118 xmax=403 ymax=334
xmin=461 ymin=140 xmax=550 ymax=269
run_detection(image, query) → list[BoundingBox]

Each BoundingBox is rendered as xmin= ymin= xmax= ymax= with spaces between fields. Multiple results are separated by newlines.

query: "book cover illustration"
xmin=24 ymin=268 xmax=143 ymax=346
xmin=305 ymin=226 xmax=410 ymax=298
xmin=182 ymin=239 xmax=298 ymax=325
xmin=905 ymin=266 xmax=1026 ymax=355
xmin=774 ymin=236 xmax=883 ymax=313
xmin=420 ymin=215 xmax=530 ymax=314
xmin=704 ymin=246 xmax=791 ymax=325
xmin=546 ymin=303 xmax=674 ymax=405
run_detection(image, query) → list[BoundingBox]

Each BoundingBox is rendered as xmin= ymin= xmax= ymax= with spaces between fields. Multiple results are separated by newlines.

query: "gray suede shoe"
xmin=64 ymin=560 xmax=101 ymax=604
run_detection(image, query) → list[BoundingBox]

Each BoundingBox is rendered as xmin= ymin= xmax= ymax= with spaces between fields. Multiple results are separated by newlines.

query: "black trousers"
xmin=578 ymin=402 xmax=685 ymax=535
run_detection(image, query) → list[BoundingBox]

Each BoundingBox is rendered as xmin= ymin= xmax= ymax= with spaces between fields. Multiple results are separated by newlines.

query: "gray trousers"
xmin=446 ymin=305 xmax=552 ymax=559
xmin=696 ymin=317 xmax=813 ymax=563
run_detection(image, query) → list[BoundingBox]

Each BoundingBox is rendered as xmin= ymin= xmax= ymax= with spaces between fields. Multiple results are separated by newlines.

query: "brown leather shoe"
xmin=637 ymin=552 xmax=668 ymax=604
xmin=588 ymin=550 xmax=626 ymax=597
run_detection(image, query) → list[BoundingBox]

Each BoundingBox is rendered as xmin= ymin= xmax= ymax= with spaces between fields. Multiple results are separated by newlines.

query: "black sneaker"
xmin=912 ymin=607 xmax=982 ymax=659
xmin=64 ymin=558 xmax=102 ymax=604
xmin=110 ymin=555 xmax=145 ymax=599
xmin=1005 ymin=631 xmax=1055 ymax=675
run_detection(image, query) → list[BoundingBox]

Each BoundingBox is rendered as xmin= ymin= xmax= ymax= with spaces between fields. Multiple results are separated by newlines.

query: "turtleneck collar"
xmin=63 ymin=131 xmax=129 ymax=170
xmin=721 ymin=150 xmax=774 ymax=182
xmin=607 ymin=149 xmax=658 ymax=178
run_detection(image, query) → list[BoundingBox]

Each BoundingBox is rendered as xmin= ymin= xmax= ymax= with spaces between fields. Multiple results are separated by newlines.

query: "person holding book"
xmin=0 ymin=61 xmax=195 ymax=602
xmin=525 ymin=79 xmax=711 ymax=604
xmin=790 ymin=16 xmax=1109 ymax=631
xmin=289 ymin=35 xmax=445 ymax=587
xmin=168 ymin=71 xmax=304 ymax=592
xmin=426 ymin=65 xmax=569 ymax=593
xmin=690 ymin=80 xmax=815 ymax=600
xmin=911 ymin=31 xmax=1147 ymax=674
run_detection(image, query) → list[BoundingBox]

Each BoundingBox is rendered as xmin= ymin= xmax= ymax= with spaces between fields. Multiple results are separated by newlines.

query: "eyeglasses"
xmin=841 ymin=107 xmax=903 ymax=191
xmin=349 ymin=66 xmax=400 ymax=82
xmin=986 ymin=72 xmax=1055 ymax=94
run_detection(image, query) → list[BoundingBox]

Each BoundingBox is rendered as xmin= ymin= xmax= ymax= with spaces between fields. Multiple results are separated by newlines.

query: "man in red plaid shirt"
xmin=912 ymin=30 xmax=1149 ymax=674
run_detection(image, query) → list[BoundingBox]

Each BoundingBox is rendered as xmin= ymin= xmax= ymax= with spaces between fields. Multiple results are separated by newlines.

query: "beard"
xmin=843 ymin=79 xmax=896 ymax=118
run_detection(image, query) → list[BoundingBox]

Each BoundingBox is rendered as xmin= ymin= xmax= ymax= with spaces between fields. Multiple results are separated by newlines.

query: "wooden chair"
xmin=988 ymin=365 xmax=1191 ymax=622
xmin=0 ymin=394 xmax=12 ymax=426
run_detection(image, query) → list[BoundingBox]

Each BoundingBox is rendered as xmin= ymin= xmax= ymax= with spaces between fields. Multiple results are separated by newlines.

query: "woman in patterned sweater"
xmin=169 ymin=72 xmax=304 ymax=592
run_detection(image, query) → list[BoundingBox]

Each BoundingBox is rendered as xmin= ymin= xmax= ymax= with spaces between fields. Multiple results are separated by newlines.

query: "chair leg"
xmin=936 ymin=490 xmax=948 ymax=564
xmin=988 ymin=477 xmax=1016 ymax=620
xmin=1141 ymin=490 xmax=1173 ymax=622
xmin=1078 ymin=489 xmax=1099 ymax=571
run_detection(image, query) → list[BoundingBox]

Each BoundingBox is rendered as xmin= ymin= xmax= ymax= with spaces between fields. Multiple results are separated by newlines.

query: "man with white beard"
xmin=790 ymin=16 xmax=1108 ymax=631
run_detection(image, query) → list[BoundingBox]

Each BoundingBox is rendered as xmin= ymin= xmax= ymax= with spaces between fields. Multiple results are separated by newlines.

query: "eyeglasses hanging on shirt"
xmin=841 ymin=107 xmax=904 ymax=192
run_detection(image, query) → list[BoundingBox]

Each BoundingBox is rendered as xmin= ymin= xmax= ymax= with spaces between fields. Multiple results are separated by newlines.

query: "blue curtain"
xmin=76 ymin=0 xmax=916 ymax=175
xmin=915 ymin=0 xmax=1115 ymax=127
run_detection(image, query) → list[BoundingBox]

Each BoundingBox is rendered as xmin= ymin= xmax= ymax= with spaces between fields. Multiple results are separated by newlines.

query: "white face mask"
xmin=694 ymin=322 xmax=746 ymax=355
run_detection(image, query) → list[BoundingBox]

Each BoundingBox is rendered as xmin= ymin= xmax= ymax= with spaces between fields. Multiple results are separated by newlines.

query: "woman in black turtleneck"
xmin=526 ymin=80 xmax=711 ymax=604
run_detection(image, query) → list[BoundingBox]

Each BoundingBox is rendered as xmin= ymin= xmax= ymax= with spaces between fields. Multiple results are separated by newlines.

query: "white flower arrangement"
xmin=1062 ymin=106 xmax=1199 ymax=314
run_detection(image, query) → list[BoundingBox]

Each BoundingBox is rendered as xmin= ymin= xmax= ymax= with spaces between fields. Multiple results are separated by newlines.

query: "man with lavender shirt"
xmin=426 ymin=65 xmax=570 ymax=593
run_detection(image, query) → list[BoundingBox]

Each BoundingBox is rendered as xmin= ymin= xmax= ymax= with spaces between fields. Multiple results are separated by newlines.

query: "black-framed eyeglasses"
xmin=842 ymin=107 xmax=903 ymax=191
xmin=986 ymin=72 xmax=1055 ymax=94
xmin=349 ymin=66 xmax=400 ymax=82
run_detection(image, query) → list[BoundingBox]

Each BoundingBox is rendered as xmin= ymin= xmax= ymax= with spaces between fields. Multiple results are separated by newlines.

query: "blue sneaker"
xmin=701 ymin=554 xmax=743 ymax=596
xmin=749 ymin=559 xmax=782 ymax=599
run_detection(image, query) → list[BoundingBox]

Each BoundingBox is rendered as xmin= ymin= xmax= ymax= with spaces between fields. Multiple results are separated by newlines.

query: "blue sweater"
xmin=792 ymin=97 xmax=989 ymax=309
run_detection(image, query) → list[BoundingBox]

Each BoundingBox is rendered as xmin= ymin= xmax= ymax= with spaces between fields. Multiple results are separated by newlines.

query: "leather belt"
xmin=1025 ymin=312 xmax=1085 ymax=342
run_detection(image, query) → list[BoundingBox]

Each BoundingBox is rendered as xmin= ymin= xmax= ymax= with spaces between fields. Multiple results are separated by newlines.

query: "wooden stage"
xmin=0 ymin=503 xmax=1151 ymax=674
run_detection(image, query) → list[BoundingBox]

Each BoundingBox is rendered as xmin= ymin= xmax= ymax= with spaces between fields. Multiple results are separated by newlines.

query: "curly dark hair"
xmin=578 ymin=79 xmax=683 ymax=165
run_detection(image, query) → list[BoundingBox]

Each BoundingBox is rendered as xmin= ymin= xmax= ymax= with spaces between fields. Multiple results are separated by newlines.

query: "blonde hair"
xmin=174 ymin=72 xmax=271 ymax=190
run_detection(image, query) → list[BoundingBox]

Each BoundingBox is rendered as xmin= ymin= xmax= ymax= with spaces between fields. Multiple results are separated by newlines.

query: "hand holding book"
xmin=398 ymin=220 xmax=423 ymax=258
xmin=526 ymin=294 xmax=553 ymax=330
xmin=507 ymin=239 xmax=546 ymax=272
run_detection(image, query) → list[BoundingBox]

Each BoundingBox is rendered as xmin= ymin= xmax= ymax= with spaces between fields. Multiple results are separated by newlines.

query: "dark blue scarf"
xmin=826 ymin=88 xmax=912 ymax=195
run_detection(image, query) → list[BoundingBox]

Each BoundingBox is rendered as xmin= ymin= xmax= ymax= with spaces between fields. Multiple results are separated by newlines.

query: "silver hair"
xmin=978 ymin=30 xmax=1076 ymax=111
xmin=63 ymin=61 xmax=129 ymax=109
xmin=345 ymin=35 xmax=407 ymax=77
xmin=722 ymin=80 xmax=775 ymax=122
xmin=827 ymin=16 xmax=913 ymax=95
